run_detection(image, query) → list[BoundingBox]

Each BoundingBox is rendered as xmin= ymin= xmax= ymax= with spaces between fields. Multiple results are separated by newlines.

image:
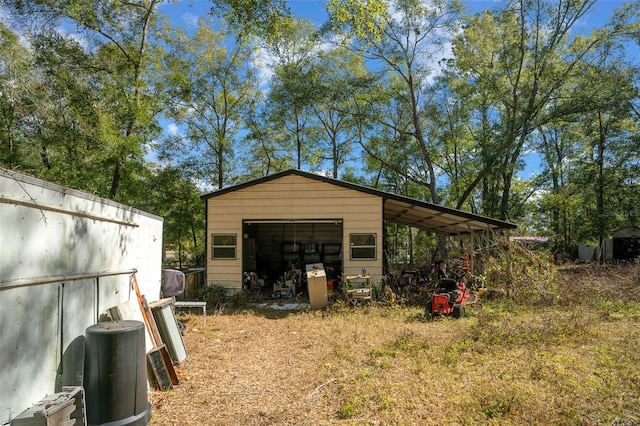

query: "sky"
xmin=1 ymin=0 xmax=632 ymax=179
xmin=160 ymin=0 xmax=631 ymax=30
xmin=156 ymin=0 xmax=637 ymax=179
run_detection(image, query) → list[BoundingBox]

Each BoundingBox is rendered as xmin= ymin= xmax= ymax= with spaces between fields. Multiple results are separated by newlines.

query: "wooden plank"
xmin=148 ymin=297 xmax=174 ymax=310
xmin=61 ymin=386 xmax=87 ymax=426
xmin=131 ymin=275 xmax=160 ymax=348
xmin=141 ymin=295 xmax=163 ymax=348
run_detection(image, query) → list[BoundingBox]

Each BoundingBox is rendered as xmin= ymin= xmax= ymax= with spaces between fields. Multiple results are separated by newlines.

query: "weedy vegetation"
xmin=149 ymin=258 xmax=640 ymax=425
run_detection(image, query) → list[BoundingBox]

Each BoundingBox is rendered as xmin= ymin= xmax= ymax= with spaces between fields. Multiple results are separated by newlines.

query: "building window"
xmin=212 ymin=234 xmax=237 ymax=259
xmin=350 ymin=233 xmax=376 ymax=260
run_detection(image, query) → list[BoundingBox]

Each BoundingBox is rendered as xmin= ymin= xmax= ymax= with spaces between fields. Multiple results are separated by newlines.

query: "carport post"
xmin=505 ymin=229 xmax=512 ymax=296
xmin=471 ymin=230 xmax=475 ymax=275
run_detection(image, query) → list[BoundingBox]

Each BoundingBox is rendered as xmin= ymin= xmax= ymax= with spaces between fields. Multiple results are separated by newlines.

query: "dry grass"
xmin=149 ymin=264 xmax=640 ymax=425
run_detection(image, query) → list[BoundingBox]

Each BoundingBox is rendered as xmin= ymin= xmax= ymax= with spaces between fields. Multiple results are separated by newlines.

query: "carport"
xmin=381 ymin=192 xmax=518 ymax=274
xmin=382 ymin=194 xmax=516 ymax=235
xmin=201 ymin=169 xmax=517 ymax=292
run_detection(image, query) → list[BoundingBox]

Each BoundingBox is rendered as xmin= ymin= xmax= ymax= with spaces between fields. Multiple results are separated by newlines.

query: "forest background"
xmin=1 ymin=0 xmax=639 ymax=269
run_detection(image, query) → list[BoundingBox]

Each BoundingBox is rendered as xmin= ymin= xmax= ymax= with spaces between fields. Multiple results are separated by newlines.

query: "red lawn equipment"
xmin=425 ymin=254 xmax=477 ymax=319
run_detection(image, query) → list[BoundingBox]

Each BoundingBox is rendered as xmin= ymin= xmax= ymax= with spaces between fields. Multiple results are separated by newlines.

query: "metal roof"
xmin=201 ymin=169 xmax=517 ymax=235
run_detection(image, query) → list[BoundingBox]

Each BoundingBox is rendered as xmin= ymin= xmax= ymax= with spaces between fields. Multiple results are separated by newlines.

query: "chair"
xmin=284 ymin=269 xmax=302 ymax=294
xmin=243 ymin=272 xmax=262 ymax=300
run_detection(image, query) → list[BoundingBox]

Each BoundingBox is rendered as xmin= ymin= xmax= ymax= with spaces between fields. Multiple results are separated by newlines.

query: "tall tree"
xmin=311 ymin=46 xmax=373 ymax=178
xmin=0 ymin=23 xmax=38 ymax=169
xmin=263 ymin=17 xmax=323 ymax=170
xmin=160 ymin=17 xmax=257 ymax=190
xmin=328 ymin=0 xmax=463 ymax=206
xmin=423 ymin=73 xmax=477 ymax=211
xmin=570 ymin=57 xmax=639 ymax=250
xmin=535 ymin=122 xmax=580 ymax=252
xmin=140 ymin=166 xmax=206 ymax=268
xmin=2 ymin=0 xmax=165 ymax=201
xmin=448 ymin=0 xmax=631 ymax=220
xmin=240 ymin=95 xmax=294 ymax=179
xmin=525 ymin=35 xmax=640 ymax=255
xmin=328 ymin=0 xmax=462 ymax=258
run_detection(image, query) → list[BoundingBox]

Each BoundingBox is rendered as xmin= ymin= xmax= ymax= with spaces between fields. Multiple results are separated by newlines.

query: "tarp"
xmin=161 ymin=269 xmax=185 ymax=297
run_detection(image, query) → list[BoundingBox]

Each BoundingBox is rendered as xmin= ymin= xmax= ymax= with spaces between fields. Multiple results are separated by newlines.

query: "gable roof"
xmin=201 ymin=169 xmax=517 ymax=235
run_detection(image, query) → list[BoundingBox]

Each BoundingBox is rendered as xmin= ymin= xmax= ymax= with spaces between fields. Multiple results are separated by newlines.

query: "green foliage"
xmin=310 ymin=47 xmax=373 ymax=178
xmin=209 ymin=0 xmax=291 ymax=40
xmin=159 ymin=17 xmax=258 ymax=189
xmin=259 ymin=18 xmax=326 ymax=171
xmin=198 ymin=284 xmax=227 ymax=308
xmin=1 ymin=0 xmax=164 ymax=200
xmin=336 ymin=401 xmax=356 ymax=419
xmin=477 ymin=239 xmax=558 ymax=305
xmin=139 ymin=166 xmax=205 ymax=268
xmin=229 ymin=291 xmax=249 ymax=309
xmin=325 ymin=0 xmax=389 ymax=42
xmin=2 ymin=0 xmax=639 ymax=266
xmin=0 ymin=23 xmax=37 ymax=169
xmin=481 ymin=396 xmax=513 ymax=420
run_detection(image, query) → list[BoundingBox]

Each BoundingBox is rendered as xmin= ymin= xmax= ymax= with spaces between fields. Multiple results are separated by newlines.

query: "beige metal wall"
xmin=205 ymin=174 xmax=384 ymax=291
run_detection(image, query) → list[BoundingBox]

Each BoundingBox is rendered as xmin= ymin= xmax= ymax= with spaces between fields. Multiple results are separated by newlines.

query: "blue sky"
xmin=156 ymin=0 xmax=637 ymax=179
xmin=161 ymin=0 xmax=630 ymax=28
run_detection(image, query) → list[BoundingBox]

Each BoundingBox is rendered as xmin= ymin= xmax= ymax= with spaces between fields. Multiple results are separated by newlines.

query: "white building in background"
xmin=0 ymin=168 xmax=163 ymax=423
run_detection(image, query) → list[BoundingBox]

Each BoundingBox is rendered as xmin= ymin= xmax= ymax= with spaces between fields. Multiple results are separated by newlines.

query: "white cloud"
xmin=181 ymin=12 xmax=199 ymax=29
xmin=251 ymin=47 xmax=275 ymax=91
xmin=167 ymin=122 xmax=180 ymax=136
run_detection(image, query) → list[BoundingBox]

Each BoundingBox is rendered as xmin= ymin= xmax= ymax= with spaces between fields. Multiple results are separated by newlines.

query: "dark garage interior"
xmin=242 ymin=220 xmax=344 ymax=285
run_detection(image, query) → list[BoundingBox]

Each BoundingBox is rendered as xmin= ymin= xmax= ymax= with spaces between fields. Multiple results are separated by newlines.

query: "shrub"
xmin=478 ymin=241 xmax=558 ymax=304
xmin=198 ymin=284 xmax=226 ymax=311
xmin=229 ymin=290 xmax=253 ymax=310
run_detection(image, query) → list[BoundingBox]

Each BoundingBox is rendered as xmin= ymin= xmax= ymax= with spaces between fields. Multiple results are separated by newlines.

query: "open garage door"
xmin=242 ymin=219 xmax=343 ymax=283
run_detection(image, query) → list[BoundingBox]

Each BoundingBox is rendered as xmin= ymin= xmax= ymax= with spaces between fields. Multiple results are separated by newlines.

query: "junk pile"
xmin=10 ymin=271 xmax=196 ymax=426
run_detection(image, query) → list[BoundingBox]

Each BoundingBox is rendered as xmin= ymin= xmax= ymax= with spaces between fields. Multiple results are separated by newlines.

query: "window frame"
xmin=211 ymin=233 xmax=237 ymax=259
xmin=349 ymin=233 xmax=377 ymax=260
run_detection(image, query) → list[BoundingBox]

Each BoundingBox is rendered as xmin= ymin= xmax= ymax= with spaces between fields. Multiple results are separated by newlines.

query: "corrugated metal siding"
xmin=206 ymin=174 xmax=383 ymax=289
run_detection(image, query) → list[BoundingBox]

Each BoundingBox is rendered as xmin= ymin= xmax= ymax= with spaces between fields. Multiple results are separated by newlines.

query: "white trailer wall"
xmin=0 ymin=168 xmax=163 ymax=424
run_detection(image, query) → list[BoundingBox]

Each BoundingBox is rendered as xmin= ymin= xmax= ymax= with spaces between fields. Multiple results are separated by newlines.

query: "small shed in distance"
xmin=613 ymin=227 xmax=640 ymax=262
xmin=200 ymin=169 xmax=517 ymax=293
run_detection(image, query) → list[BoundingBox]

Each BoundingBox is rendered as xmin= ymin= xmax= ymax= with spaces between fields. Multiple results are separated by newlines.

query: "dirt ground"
xmin=148 ymin=303 xmax=438 ymax=426
xmin=147 ymin=266 xmax=640 ymax=425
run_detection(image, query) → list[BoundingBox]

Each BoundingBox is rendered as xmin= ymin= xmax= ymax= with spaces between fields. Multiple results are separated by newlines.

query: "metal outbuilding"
xmin=0 ymin=168 xmax=163 ymax=423
xmin=201 ymin=169 xmax=517 ymax=292
xmin=612 ymin=227 xmax=640 ymax=261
